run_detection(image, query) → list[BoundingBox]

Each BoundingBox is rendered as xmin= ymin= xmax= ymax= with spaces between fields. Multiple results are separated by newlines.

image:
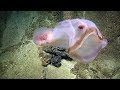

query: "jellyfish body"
xmin=33 ymin=27 xmax=54 ymax=46
xmin=33 ymin=18 xmax=107 ymax=63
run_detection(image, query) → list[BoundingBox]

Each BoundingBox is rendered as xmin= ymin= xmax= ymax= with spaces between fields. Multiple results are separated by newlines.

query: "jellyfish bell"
xmin=33 ymin=19 xmax=107 ymax=63
xmin=67 ymin=27 xmax=108 ymax=63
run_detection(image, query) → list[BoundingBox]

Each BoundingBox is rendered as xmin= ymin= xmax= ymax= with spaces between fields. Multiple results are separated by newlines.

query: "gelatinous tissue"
xmin=33 ymin=18 xmax=107 ymax=63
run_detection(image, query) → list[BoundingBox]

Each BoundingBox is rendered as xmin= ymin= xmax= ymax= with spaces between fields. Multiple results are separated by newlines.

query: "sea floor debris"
xmin=41 ymin=46 xmax=73 ymax=67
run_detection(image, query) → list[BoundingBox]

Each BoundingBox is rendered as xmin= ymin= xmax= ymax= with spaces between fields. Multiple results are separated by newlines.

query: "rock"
xmin=117 ymin=36 xmax=120 ymax=45
xmin=1 ymin=11 xmax=39 ymax=49
xmin=93 ymin=55 xmax=119 ymax=78
xmin=72 ymin=54 xmax=120 ymax=79
xmin=42 ymin=46 xmax=72 ymax=67
xmin=45 ymin=60 xmax=77 ymax=79
xmin=0 ymin=41 xmax=44 ymax=79
xmin=112 ymin=69 xmax=120 ymax=79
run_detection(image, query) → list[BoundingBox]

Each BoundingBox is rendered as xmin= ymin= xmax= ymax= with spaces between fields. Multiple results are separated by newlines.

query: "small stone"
xmin=50 ymin=55 xmax=62 ymax=67
xmin=53 ymin=63 xmax=61 ymax=67
xmin=42 ymin=46 xmax=73 ymax=67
